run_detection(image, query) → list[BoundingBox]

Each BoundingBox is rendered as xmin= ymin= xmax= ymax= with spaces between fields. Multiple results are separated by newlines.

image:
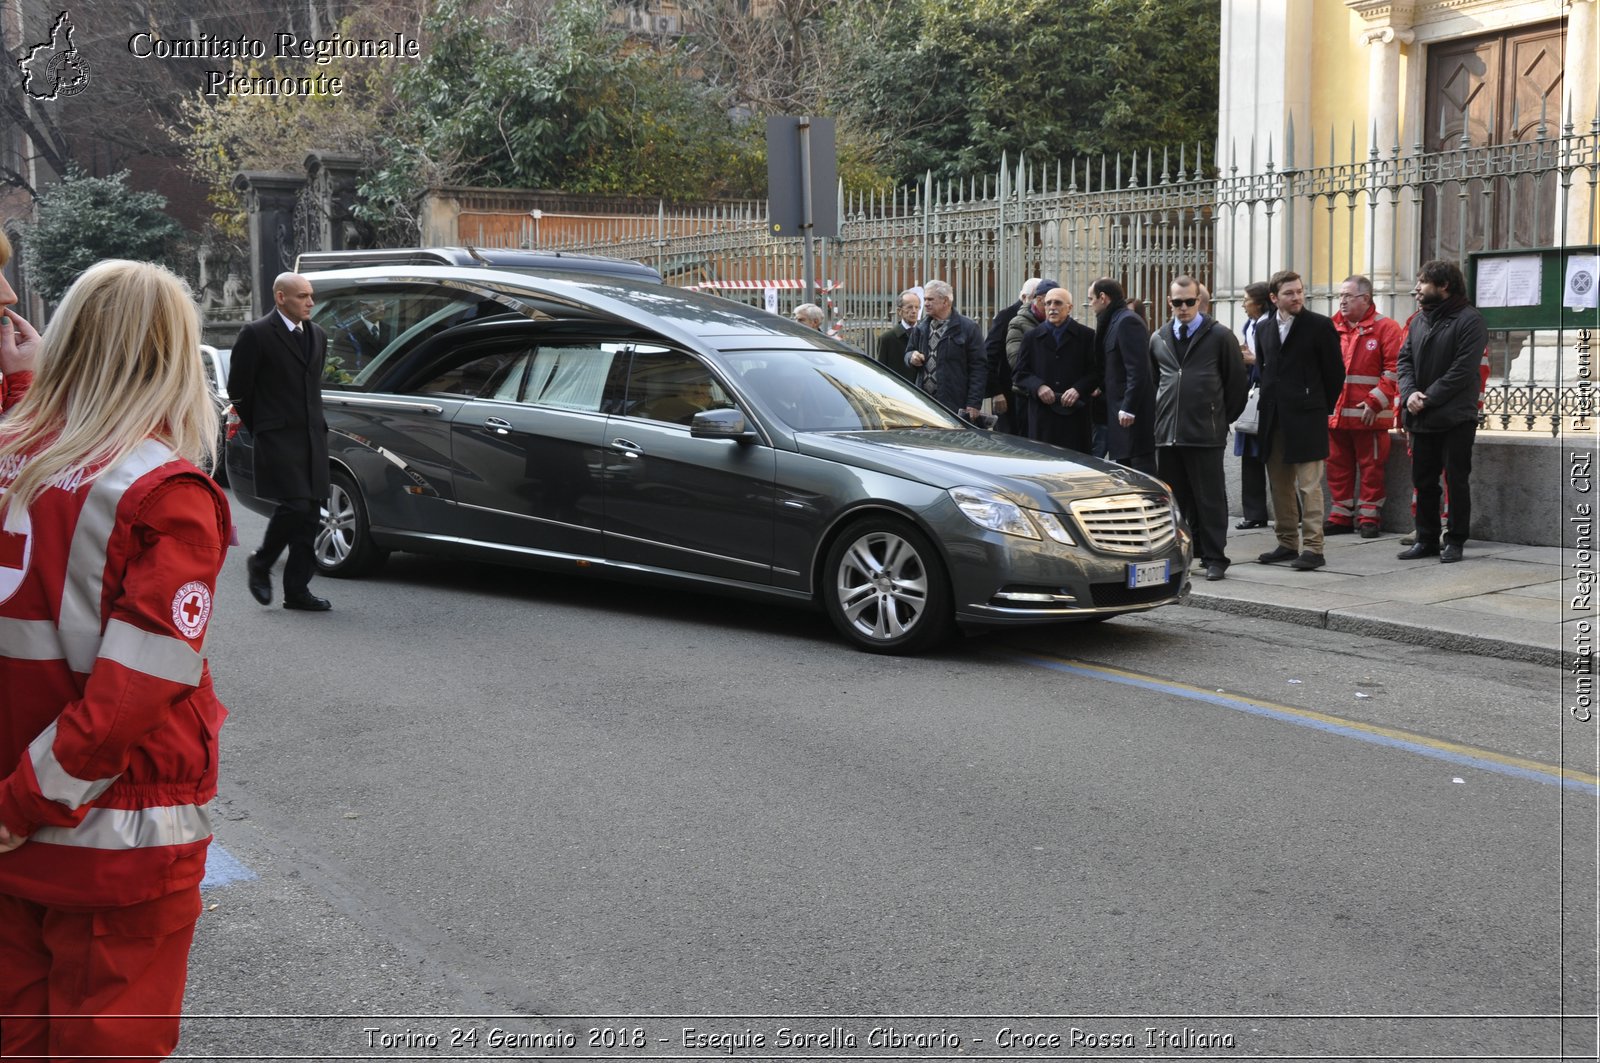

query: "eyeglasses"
xmin=1169 ymin=297 xmax=1198 ymax=308
xmin=1337 ymin=293 xmax=1366 ymax=301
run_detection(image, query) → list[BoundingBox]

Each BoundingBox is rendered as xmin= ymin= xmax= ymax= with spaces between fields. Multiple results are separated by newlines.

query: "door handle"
xmin=484 ymin=417 xmax=512 ymax=436
xmin=611 ymin=437 xmax=642 ymax=460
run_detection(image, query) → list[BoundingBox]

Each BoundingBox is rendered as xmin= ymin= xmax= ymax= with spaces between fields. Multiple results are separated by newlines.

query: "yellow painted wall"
xmin=1306 ymin=3 xmax=1371 ymax=286
xmin=1308 ymin=3 xmax=1367 ymax=157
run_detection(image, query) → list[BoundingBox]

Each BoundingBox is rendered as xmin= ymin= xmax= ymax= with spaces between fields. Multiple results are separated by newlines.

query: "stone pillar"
xmin=304 ymin=151 xmax=371 ymax=252
xmin=419 ymin=191 xmax=462 ymax=246
xmin=232 ymin=171 xmax=306 ymax=318
xmin=1361 ymin=25 xmax=1413 ymax=296
xmin=1565 ymin=0 xmax=1598 ymax=246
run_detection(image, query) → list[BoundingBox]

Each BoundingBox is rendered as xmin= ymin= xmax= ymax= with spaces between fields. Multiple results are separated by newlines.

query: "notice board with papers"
xmin=1468 ymin=246 xmax=1600 ymax=329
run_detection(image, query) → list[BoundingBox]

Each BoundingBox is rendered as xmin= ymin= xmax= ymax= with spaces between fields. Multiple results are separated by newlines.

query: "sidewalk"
xmin=1182 ymin=524 xmax=1578 ymax=667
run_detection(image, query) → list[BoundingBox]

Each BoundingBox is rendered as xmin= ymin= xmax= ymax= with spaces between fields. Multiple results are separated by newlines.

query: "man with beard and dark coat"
xmin=1088 ymin=277 xmax=1156 ymax=475
xmin=1150 ymin=275 xmax=1247 ymax=581
xmin=1253 ymin=269 xmax=1345 ymax=572
xmin=1015 ymin=286 xmax=1099 ymax=451
xmin=982 ymin=277 xmax=1041 ymax=435
xmin=905 ymin=279 xmax=987 ymax=420
xmin=1395 ymin=258 xmax=1488 ymax=564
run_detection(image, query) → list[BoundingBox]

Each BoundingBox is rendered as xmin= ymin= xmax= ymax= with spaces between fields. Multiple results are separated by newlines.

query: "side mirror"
xmin=690 ymin=407 xmax=757 ymax=442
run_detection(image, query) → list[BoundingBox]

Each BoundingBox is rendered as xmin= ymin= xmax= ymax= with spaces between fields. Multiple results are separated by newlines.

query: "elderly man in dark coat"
xmin=904 ymin=279 xmax=987 ymax=419
xmin=1089 ymin=277 xmax=1156 ymax=475
xmin=1015 ymin=286 xmax=1099 ymax=451
xmin=229 ymin=272 xmax=333 ymax=611
xmin=1253 ymin=269 xmax=1346 ymax=571
xmin=875 ymin=289 xmax=921 ymax=382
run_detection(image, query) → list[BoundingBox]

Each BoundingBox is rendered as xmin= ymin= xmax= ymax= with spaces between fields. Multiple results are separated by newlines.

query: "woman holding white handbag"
xmin=1233 ymin=282 xmax=1271 ymax=529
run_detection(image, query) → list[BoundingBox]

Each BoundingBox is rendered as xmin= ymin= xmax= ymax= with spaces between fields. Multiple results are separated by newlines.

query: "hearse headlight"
xmin=950 ymin=486 xmax=1038 ymax=539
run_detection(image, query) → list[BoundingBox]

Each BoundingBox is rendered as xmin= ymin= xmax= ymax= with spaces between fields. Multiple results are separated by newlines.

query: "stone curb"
xmin=1183 ymin=589 xmax=1565 ymax=669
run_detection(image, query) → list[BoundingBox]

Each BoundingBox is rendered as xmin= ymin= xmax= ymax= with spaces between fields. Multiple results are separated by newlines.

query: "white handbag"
xmin=1234 ymin=385 xmax=1261 ymax=434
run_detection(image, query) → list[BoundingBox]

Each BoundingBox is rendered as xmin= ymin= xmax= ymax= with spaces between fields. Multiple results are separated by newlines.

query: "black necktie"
xmin=1178 ymin=322 xmax=1189 ymax=342
xmin=294 ymin=325 xmax=308 ymax=356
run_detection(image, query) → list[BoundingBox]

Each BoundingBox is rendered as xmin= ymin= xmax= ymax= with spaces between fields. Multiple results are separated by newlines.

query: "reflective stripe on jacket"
xmin=1330 ymin=308 xmax=1402 ymax=430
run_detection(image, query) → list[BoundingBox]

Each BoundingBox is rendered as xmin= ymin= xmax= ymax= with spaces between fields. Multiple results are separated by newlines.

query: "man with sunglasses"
xmin=1254 ymin=270 xmax=1346 ymax=571
xmin=1150 ymin=276 xmax=1247 ymax=581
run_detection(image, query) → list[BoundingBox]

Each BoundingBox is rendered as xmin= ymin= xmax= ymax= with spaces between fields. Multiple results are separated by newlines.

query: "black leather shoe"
xmin=282 ymin=590 xmax=332 ymax=612
xmin=1289 ymin=551 xmax=1326 ymax=570
xmin=1258 ymin=545 xmax=1298 ymax=564
xmin=1323 ymin=522 xmax=1355 ymax=536
xmin=246 ymin=553 xmax=272 ymax=605
xmin=1439 ymin=543 xmax=1464 ymax=563
xmin=1235 ymin=519 xmax=1268 ymax=529
xmin=1357 ymin=523 xmax=1380 ymax=539
xmin=1397 ymin=542 xmax=1440 ymax=560
xmin=1205 ymin=563 xmax=1227 ymax=582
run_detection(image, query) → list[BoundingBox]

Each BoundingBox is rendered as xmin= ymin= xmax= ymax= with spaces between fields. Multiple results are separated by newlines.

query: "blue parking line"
xmin=201 ymin=842 xmax=258 ymax=889
xmin=1007 ymin=652 xmax=1600 ymax=796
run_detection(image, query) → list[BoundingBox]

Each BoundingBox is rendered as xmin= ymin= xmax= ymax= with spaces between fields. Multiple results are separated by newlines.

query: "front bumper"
xmin=936 ymin=509 xmax=1194 ymax=626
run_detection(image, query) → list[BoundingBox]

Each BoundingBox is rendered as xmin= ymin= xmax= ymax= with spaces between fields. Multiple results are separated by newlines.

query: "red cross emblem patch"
xmin=172 ymin=581 xmax=212 ymax=639
xmin=0 ymin=504 xmax=31 ymax=605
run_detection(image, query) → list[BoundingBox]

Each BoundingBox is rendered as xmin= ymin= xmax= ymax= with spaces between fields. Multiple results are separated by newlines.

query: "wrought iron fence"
xmin=469 ymin=119 xmax=1599 ymax=434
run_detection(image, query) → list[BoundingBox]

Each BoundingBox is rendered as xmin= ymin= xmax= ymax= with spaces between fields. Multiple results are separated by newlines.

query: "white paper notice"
xmin=1564 ymin=255 xmax=1599 ymax=311
xmin=1504 ymin=256 xmax=1541 ymax=306
xmin=1475 ymin=258 xmax=1509 ymax=307
xmin=1475 ymin=255 xmax=1542 ymax=308
xmin=764 ymin=286 xmax=778 ymax=314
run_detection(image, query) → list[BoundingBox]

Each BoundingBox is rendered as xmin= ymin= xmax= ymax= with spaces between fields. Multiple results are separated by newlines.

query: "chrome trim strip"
xmin=100 ymin=618 xmax=203 ymax=686
xmin=959 ymin=596 xmax=1182 ymax=620
xmin=452 ymin=501 xmax=597 ymax=534
xmin=31 ymin=803 xmax=212 ymax=850
xmin=600 ymin=529 xmax=769 ymax=570
xmin=376 ymin=530 xmax=806 ymax=600
xmin=326 ymin=395 xmax=444 ymax=415
xmin=29 ymin=721 xmax=119 ymax=808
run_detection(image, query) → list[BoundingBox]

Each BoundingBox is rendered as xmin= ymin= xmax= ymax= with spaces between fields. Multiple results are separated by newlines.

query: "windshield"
xmin=721 ymin=350 xmax=964 ymax=432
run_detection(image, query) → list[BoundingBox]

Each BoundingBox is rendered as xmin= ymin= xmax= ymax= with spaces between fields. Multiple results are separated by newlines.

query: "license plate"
xmin=1126 ymin=559 xmax=1169 ymax=589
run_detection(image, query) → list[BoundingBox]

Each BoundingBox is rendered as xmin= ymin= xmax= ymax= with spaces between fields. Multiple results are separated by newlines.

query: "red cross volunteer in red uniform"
xmin=1327 ymin=274 xmax=1402 ymax=537
xmin=0 ymin=258 xmax=229 ymax=1061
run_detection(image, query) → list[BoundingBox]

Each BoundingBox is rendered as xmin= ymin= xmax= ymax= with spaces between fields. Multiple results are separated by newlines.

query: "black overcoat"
xmin=229 ymin=311 xmax=330 ymax=502
xmin=1255 ymin=308 xmax=1345 ymax=463
xmin=1099 ymin=307 xmax=1155 ymax=461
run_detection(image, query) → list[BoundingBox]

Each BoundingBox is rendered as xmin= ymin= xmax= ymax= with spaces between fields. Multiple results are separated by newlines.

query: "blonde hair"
xmin=0 ymin=228 xmax=12 ymax=266
xmin=0 ymin=260 xmax=216 ymax=519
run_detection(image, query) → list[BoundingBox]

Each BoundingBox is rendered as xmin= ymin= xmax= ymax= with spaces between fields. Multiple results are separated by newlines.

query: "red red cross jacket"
xmin=0 ymin=438 xmax=230 ymax=908
xmin=1330 ymin=308 xmax=1403 ymax=431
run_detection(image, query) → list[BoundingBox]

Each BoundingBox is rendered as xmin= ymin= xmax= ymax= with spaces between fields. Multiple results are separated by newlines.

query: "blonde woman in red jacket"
xmin=0 ymin=258 xmax=228 ymax=1061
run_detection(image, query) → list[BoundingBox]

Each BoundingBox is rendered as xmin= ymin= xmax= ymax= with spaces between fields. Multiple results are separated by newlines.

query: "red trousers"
xmin=0 ymin=887 xmax=200 ymax=1062
xmin=1326 ymin=427 xmax=1390 ymax=527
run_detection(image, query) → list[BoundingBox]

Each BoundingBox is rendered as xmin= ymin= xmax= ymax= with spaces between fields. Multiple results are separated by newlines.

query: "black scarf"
xmin=1425 ymin=293 xmax=1470 ymax=321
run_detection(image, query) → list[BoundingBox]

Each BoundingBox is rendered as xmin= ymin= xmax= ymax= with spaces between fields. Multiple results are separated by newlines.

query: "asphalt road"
xmin=176 ymin=499 xmax=1597 ymax=1061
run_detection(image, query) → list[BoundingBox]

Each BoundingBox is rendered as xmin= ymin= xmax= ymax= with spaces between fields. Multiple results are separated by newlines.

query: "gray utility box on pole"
xmin=767 ymin=116 xmax=838 ymax=299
